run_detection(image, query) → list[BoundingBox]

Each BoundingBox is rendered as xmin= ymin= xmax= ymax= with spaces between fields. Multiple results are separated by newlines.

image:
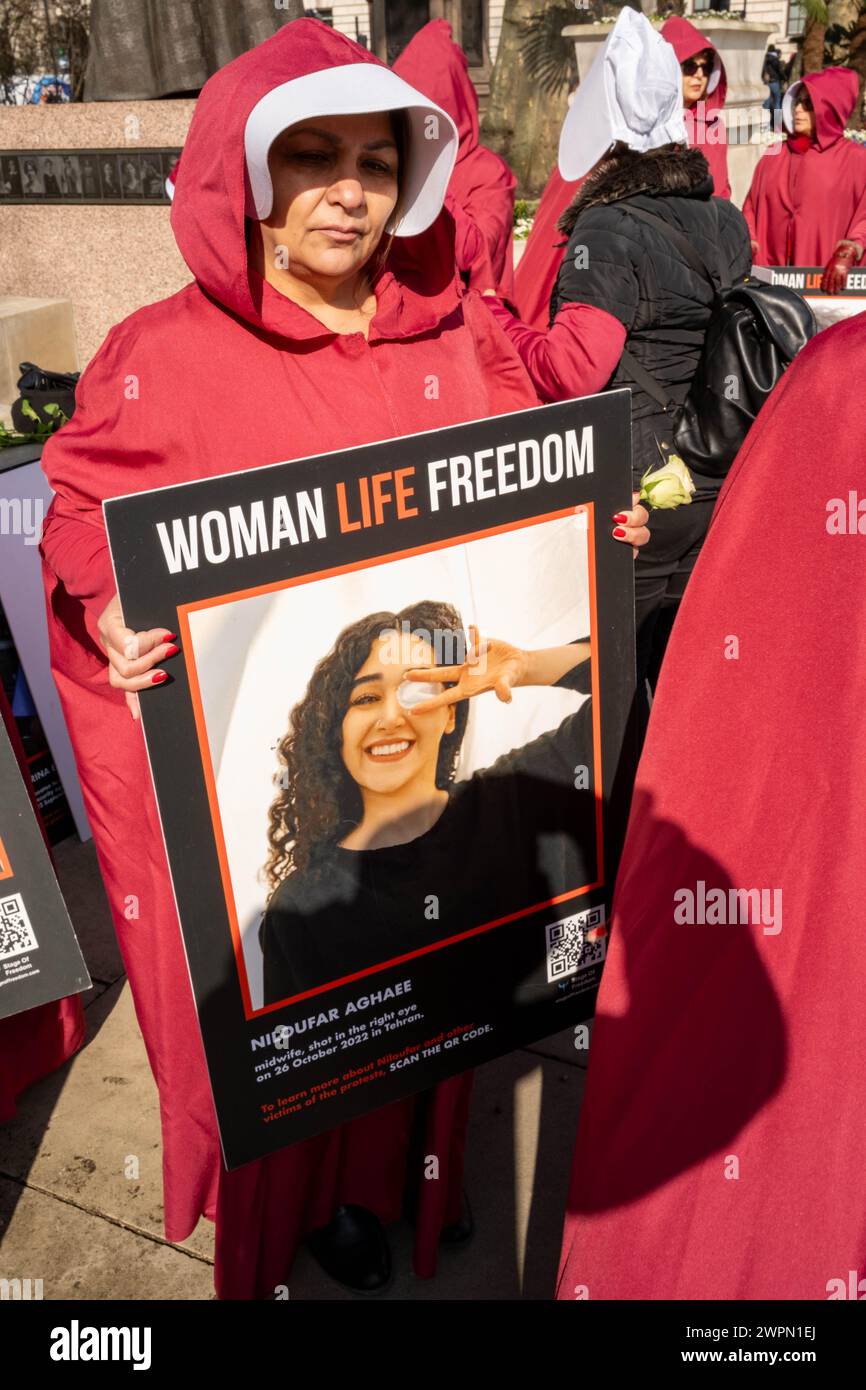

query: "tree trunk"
xmin=848 ymin=12 xmax=866 ymax=128
xmin=480 ymin=0 xmax=571 ymax=197
xmin=801 ymin=17 xmax=828 ymax=71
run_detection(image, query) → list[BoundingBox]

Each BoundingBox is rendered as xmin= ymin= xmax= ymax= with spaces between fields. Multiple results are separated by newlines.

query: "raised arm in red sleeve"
xmin=484 ymin=297 xmax=626 ymax=403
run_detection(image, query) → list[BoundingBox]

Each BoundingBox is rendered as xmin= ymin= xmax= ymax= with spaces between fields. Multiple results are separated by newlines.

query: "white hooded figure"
xmin=558 ymin=8 xmax=687 ymax=180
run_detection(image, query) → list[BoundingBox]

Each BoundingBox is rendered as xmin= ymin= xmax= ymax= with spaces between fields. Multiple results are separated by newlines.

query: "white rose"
xmin=639 ymin=455 xmax=696 ymax=509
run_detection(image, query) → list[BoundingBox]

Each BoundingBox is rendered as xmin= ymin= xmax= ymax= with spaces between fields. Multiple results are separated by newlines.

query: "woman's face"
xmin=793 ymin=88 xmax=816 ymax=138
xmin=341 ymin=632 xmax=456 ymax=799
xmin=681 ymin=49 xmax=713 ymax=107
xmin=259 ymin=111 xmax=400 ymax=285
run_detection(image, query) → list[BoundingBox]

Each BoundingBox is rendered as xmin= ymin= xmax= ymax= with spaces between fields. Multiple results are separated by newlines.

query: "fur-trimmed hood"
xmin=558 ymin=145 xmax=712 ymax=237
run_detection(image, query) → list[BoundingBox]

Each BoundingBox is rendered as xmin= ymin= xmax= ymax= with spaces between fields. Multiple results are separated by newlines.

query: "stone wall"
xmin=0 ymin=101 xmax=195 ymax=368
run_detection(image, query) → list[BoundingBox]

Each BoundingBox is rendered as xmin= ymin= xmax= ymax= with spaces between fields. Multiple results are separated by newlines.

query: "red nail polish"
xmin=151 ymin=671 xmax=168 ymax=685
xmin=612 ymin=526 xmax=627 ymax=539
xmin=612 ymin=512 xmax=628 ymax=523
xmin=164 ymin=632 xmax=177 ymax=641
xmin=164 ymin=644 xmax=179 ymax=657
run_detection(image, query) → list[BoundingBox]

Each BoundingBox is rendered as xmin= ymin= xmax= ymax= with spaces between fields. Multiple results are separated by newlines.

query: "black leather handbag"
xmin=618 ymin=205 xmax=817 ymax=479
xmin=10 ymin=360 xmax=80 ymax=435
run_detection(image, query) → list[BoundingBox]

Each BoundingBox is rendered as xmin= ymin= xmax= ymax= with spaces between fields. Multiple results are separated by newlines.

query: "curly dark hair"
xmin=264 ymin=600 xmax=470 ymax=894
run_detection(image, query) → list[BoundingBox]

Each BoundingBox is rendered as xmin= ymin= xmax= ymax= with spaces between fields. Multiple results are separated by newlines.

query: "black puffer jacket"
xmin=551 ymin=145 xmax=752 ymax=493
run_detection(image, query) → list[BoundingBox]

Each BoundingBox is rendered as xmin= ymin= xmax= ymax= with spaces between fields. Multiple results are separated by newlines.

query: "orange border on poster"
xmin=0 ymin=835 xmax=12 ymax=881
xmin=178 ymin=504 xmax=605 ymax=1019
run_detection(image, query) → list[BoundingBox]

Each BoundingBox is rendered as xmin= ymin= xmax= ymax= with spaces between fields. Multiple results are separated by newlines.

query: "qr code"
xmin=0 ymin=894 xmax=38 ymax=960
xmin=546 ymin=906 xmax=606 ymax=984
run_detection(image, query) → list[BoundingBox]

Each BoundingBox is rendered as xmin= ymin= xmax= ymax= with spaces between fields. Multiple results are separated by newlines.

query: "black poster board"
xmin=755 ymin=264 xmax=866 ymax=297
xmin=0 ymin=718 xmax=90 ymax=1020
xmin=104 ymin=394 xmax=637 ymax=1168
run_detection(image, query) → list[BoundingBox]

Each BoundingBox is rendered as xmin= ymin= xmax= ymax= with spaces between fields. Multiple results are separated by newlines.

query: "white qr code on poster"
xmin=0 ymin=894 xmax=38 ymax=960
xmin=545 ymin=906 xmax=607 ymax=984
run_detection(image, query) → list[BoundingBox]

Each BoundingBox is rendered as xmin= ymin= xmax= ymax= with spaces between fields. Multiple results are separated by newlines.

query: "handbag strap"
xmin=620 ymin=201 xmax=732 ymax=293
xmin=616 ymin=199 xmax=730 ymax=409
xmin=618 ymin=348 xmax=676 ymax=412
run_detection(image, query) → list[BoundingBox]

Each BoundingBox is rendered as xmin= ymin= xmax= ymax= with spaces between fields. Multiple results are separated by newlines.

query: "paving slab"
xmin=51 ymin=836 xmax=124 ymax=987
xmin=0 ymin=1178 xmax=214 ymax=1301
xmin=0 ymin=977 xmax=214 ymax=1263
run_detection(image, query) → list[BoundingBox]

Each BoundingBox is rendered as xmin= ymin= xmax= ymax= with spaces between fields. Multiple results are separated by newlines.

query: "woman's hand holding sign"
xmin=97 ymin=593 xmax=179 ymax=721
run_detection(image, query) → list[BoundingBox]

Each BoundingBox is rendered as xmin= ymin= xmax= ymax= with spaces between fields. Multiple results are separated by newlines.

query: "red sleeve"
xmin=461 ymin=164 xmax=516 ymax=297
xmin=742 ymin=173 xmax=759 ymax=253
xmin=460 ymin=291 xmax=540 ymax=415
xmin=39 ymin=324 xmax=128 ymax=621
xmin=483 ymin=297 xmax=626 ymax=404
xmin=445 ymin=192 xmax=498 ymax=291
xmin=842 ymin=159 xmax=866 ymax=256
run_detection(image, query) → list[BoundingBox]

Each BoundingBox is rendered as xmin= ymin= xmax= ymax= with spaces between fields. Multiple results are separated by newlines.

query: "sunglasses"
xmin=682 ymin=58 xmax=713 ymax=77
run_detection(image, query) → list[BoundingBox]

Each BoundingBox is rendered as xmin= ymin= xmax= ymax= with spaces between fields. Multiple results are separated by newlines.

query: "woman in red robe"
xmin=661 ymin=16 xmax=731 ymax=202
xmin=393 ymin=18 xmax=516 ymax=299
xmin=744 ymin=66 xmax=866 ymax=290
xmin=558 ymin=309 xmax=866 ymax=1299
xmin=38 ymin=15 xmax=643 ymax=1299
xmin=514 ymin=17 xmax=730 ymax=330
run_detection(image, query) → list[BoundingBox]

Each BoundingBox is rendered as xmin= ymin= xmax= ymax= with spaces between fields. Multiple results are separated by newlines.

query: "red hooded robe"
xmin=38 ymin=17 xmax=537 ymax=1299
xmin=661 ymin=17 xmax=731 ymax=202
xmin=393 ymin=19 xmax=516 ymax=299
xmin=557 ymin=311 xmax=866 ymax=1299
xmin=513 ymin=167 xmax=581 ymax=331
xmin=743 ymin=66 xmax=866 ymax=266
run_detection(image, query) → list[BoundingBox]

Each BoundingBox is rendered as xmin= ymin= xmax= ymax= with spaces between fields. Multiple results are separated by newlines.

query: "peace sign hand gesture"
xmin=404 ymin=626 xmax=528 ymax=713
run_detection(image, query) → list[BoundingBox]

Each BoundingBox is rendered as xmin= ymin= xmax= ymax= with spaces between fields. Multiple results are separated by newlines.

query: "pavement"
xmin=0 ymin=833 xmax=591 ymax=1301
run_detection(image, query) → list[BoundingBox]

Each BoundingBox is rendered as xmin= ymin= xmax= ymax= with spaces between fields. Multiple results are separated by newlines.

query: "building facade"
xmin=688 ymin=0 xmax=807 ymax=50
xmin=304 ymin=1 xmax=506 ymax=89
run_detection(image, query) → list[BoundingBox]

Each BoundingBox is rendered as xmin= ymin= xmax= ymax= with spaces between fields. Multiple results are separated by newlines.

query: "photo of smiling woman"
xmin=259 ymin=599 xmax=596 ymax=1004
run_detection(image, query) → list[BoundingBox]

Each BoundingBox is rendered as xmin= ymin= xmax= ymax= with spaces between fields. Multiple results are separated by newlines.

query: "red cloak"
xmin=39 ymin=16 xmax=537 ymax=1299
xmin=393 ymin=19 xmax=516 ymax=299
xmin=514 ymin=17 xmax=730 ymax=331
xmin=513 ymin=167 xmax=581 ymax=330
xmin=0 ymin=682 xmax=84 ymax=1122
xmin=557 ymin=311 xmax=866 ymax=1299
xmin=661 ymin=17 xmax=731 ymax=202
xmin=743 ymin=67 xmax=866 ymax=266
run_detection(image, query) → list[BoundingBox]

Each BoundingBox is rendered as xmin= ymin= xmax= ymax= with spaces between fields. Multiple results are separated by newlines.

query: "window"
xmin=787 ymin=1 xmax=807 ymax=37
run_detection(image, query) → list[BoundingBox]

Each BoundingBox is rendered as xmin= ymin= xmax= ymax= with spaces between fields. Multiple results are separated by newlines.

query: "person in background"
xmin=393 ymin=19 xmax=516 ymax=299
xmin=762 ymin=42 xmax=785 ymax=116
xmin=61 ymin=155 xmax=81 ymax=196
xmin=744 ymin=67 xmax=866 ymax=291
xmin=514 ymin=14 xmax=730 ymax=330
xmin=661 ymin=16 xmax=731 ymax=201
xmin=484 ymin=10 xmax=751 ymax=733
xmin=42 ymin=157 xmax=60 ymax=195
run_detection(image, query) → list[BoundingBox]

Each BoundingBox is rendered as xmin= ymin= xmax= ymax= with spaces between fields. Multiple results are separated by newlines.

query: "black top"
xmin=259 ymin=664 xmax=596 ymax=1004
xmin=550 ymin=147 xmax=752 ymax=493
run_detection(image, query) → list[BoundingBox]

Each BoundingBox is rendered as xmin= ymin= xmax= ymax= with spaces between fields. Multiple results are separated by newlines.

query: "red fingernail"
xmin=612 ymin=526 xmax=627 ymax=539
xmin=164 ymin=644 xmax=179 ymax=657
xmin=164 ymin=632 xmax=177 ymax=641
xmin=612 ymin=512 xmax=628 ymax=523
xmin=151 ymin=671 xmax=168 ymax=685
